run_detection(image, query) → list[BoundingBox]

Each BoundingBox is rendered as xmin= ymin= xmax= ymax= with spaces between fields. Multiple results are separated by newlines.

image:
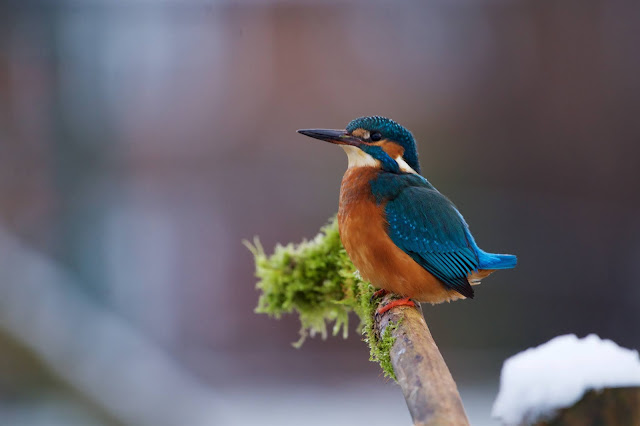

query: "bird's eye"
xmin=370 ymin=132 xmax=382 ymax=142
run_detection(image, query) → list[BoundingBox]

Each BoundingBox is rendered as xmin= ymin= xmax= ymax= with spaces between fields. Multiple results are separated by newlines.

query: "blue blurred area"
xmin=1 ymin=1 xmax=639 ymax=425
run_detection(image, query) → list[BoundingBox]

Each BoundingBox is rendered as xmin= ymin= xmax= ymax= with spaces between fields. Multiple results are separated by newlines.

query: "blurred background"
xmin=1 ymin=0 xmax=639 ymax=425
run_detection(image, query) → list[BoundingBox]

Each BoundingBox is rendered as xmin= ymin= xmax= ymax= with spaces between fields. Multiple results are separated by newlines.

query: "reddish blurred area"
xmin=1 ymin=1 xmax=639 ymax=425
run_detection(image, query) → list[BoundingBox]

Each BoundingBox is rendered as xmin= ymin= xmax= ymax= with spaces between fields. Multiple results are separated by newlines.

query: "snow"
xmin=492 ymin=334 xmax=640 ymax=425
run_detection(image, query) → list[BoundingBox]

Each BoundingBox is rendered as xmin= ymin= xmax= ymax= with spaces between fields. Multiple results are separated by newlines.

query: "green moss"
xmin=246 ymin=216 xmax=397 ymax=379
xmin=370 ymin=321 xmax=399 ymax=381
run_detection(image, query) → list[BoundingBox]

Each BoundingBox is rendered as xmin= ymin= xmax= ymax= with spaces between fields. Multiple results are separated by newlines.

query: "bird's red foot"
xmin=376 ymin=297 xmax=416 ymax=315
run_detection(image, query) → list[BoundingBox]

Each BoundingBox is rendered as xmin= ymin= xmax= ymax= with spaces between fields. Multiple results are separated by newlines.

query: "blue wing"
xmin=385 ymin=185 xmax=479 ymax=298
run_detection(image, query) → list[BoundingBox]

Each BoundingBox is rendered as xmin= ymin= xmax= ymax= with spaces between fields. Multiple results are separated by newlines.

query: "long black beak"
xmin=297 ymin=128 xmax=362 ymax=146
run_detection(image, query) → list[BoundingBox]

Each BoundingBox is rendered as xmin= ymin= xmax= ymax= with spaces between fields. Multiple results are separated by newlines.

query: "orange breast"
xmin=337 ymin=167 xmax=464 ymax=304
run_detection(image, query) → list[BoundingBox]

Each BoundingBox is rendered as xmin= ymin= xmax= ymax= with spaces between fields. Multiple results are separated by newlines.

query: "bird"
xmin=298 ymin=116 xmax=516 ymax=314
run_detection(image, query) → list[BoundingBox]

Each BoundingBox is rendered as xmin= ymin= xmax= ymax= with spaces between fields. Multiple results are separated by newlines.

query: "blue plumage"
xmin=477 ymin=251 xmax=518 ymax=270
xmin=373 ymin=173 xmax=482 ymax=297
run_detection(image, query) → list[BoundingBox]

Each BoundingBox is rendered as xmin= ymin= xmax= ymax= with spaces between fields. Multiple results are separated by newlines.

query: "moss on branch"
xmin=246 ymin=216 xmax=397 ymax=380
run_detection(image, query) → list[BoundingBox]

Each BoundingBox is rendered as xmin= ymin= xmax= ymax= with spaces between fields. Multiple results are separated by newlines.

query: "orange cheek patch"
xmin=379 ymin=141 xmax=405 ymax=159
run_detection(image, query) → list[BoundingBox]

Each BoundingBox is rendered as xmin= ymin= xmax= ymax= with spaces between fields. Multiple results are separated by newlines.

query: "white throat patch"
xmin=395 ymin=156 xmax=418 ymax=174
xmin=342 ymin=145 xmax=380 ymax=169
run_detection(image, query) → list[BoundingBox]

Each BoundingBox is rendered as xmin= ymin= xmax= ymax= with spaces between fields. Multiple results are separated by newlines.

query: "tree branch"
xmin=375 ymin=294 xmax=470 ymax=426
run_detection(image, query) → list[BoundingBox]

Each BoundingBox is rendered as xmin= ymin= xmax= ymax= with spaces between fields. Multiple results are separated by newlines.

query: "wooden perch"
xmin=375 ymin=294 xmax=470 ymax=426
xmin=534 ymin=387 xmax=640 ymax=426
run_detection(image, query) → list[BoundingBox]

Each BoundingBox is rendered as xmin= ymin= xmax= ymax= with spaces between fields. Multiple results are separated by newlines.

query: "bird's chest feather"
xmin=338 ymin=168 xmax=391 ymax=281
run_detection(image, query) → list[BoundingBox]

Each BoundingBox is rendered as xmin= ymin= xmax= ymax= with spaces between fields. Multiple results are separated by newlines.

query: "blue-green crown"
xmin=346 ymin=116 xmax=420 ymax=174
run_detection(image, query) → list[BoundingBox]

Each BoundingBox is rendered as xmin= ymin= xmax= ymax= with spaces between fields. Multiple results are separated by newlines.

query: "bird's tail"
xmin=477 ymin=251 xmax=517 ymax=270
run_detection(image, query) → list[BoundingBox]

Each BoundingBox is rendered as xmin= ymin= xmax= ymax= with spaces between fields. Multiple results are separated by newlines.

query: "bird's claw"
xmin=370 ymin=288 xmax=389 ymax=303
xmin=375 ymin=297 xmax=417 ymax=316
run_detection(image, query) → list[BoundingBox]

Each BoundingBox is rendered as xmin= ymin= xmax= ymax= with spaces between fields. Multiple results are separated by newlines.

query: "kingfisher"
xmin=298 ymin=116 xmax=516 ymax=314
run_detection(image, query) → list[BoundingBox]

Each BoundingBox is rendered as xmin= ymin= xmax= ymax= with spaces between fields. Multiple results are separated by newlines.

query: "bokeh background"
xmin=1 ymin=0 xmax=639 ymax=425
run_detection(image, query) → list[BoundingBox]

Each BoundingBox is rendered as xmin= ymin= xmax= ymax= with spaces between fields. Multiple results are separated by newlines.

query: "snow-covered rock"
xmin=492 ymin=334 xmax=640 ymax=425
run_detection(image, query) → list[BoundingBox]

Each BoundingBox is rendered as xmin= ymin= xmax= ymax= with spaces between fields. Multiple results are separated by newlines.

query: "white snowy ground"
xmin=492 ymin=334 xmax=640 ymax=425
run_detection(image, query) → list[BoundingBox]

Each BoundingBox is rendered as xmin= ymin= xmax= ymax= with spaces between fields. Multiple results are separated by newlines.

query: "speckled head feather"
xmin=346 ymin=116 xmax=421 ymax=174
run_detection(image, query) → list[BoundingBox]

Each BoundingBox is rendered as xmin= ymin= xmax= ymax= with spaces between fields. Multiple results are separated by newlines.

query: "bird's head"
xmin=298 ymin=116 xmax=420 ymax=174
